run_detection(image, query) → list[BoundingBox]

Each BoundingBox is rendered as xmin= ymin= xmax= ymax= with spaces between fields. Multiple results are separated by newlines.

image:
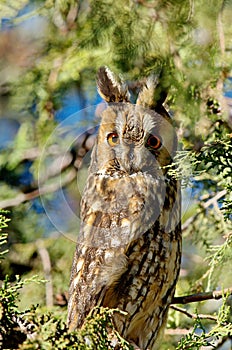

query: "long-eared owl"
xmin=67 ymin=67 xmax=182 ymax=350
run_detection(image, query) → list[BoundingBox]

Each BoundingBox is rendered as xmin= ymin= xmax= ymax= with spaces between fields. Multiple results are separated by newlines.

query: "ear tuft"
xmin=97 ymin=66 xmax=130 ymax=103
xmin=136 ymin=74 xmax=167 ymax=110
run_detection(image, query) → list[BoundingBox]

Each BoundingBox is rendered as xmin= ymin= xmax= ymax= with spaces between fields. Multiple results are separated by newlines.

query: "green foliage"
xmin=17 ymin=307 xmax=133 ymax=349
xmin=0 ymin=0 xmax=29 ymax=20
xmin=0 ymin=212 xmax=45 ymax=348
xmin=4 ymin=0 xmax=231 ymax=125
xmin=206 ymin=232 xmax=232 ymax=291
xmin=177 ymin=298 xmax=232 ymax=349
xmin=0 ymin=214 xmax=133 ymax=349
xmin=0 ymin=212 xmax=10 ymax=260
xmin=0 ymin=276 xmax=134 ymax=349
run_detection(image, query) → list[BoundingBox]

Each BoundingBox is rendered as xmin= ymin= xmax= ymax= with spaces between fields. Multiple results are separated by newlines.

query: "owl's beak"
xmin=118 ymin=145 xmax=142 ymax=175
xmin=123 ymin=144 xmax=134 ymax=172
xmin=118 ymin=146 xmax=162 ymax=177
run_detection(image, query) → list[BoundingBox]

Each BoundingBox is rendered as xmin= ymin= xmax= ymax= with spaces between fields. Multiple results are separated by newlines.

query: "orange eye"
xmin=107 ymin=132 xmax=119 ymax=146
xmin=146 ymin=135 xmax=162 ymax=150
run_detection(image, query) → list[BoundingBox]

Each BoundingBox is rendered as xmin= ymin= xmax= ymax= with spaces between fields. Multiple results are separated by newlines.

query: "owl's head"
xmin=94 ymin=67 xmax=177 ymax=177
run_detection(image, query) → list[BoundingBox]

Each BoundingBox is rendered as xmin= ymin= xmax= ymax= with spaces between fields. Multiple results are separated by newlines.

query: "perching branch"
xmin=172 ymin=287 xmax=232 ymax=305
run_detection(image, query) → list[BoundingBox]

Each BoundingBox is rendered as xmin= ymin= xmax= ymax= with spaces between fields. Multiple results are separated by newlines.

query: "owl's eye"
xmin=107 ymin=132 xmax=119 ymax=146
xmin=146 ymin=135 xmax=162 ymax=150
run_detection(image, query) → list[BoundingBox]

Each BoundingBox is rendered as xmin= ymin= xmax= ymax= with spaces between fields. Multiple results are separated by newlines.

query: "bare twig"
xmin=165 ymin=328 xmax=193 ymax=335
xmin=172 ymin=287 xmax=232 ymax=305
xmin=170 ymin=305 xmax=217 ymax=321
xmin=217 ymin=1 xmax=225 ymax=57
xmin=36 ymin=240 xmax=53 ymax=307
xmin=7 ymin=145 xmax=62 ymax=162
xmin=187 ymin=0 xmax=194 ymax=22
xmin=182 ymin=189 xmax=227 ymax=231
xmin=38 ymin=152 xmax=73 ymax=185
xmin=0 ymin=168 xmax=76 ymax=209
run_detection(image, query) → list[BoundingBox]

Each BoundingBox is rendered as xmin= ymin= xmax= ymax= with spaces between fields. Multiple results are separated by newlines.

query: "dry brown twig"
xmin=36 ymin=240 xmax=53 ymax=308
xmin=170 ymin=305 xmax=217 ymax=321
xmin=172 ymin=286 xmax=232 ymax=305
xmin=182 ymin=189 xmax=227 ymax=232
xmin=0 ymin=168 xmax=76 ymax=209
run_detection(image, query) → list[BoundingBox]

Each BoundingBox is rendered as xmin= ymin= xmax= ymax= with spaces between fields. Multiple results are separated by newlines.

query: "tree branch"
xmin=172 ymin=287 xmax=232 ymax=305
xmin=165 ymin=328 xmax=193 ymax=335
xmin=36 ymin=240 xmax=53 ymax=307
xmin=0 ymin=168 xmax=76 ymax=209
xmin=217 ymin=1 xmax=225 ymax=57
xmin=170 ymin=305 xmax=217 ymax=321
xmin=182 ymin=189 xmax=227 ymax=231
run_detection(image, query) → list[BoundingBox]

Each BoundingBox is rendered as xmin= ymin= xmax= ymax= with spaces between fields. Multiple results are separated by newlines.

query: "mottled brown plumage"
xmin=67 ymin=67 xmax=182 ymax=349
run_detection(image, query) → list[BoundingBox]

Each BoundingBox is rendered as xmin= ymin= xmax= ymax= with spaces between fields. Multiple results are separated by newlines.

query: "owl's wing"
xmin=68 ymin=242 xmax=108 ymax=329
xmin=67 ymin=169 xmax=167 ymax=330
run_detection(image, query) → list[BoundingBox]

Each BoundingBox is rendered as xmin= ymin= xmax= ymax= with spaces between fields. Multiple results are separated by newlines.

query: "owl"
xmin=67 ymin=67 xmax=182 ymax=350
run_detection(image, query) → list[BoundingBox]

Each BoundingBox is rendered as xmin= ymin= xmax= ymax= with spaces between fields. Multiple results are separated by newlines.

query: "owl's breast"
xmin=78 ymin=172 xmax=172 ymax=249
